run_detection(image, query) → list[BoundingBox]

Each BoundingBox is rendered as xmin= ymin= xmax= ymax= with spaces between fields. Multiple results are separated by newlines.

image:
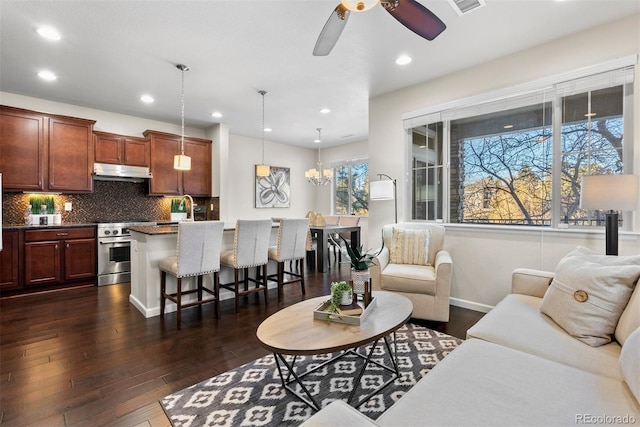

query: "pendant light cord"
xmin=180 ymin=67 xmax=185 ymax=155
xmin=260 ymin=90 xmax=267 ymax=164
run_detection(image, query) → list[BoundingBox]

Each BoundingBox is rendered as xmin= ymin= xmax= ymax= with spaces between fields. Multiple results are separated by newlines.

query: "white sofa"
xmin=302 ymin=268 xmax=640 ymax=426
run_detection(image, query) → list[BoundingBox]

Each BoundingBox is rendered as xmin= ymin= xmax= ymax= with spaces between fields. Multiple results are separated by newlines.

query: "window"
xmin=406 ymin=62 xmax=634 ymax=229
xmin=334 ymin=159 xmax=369 ymax=215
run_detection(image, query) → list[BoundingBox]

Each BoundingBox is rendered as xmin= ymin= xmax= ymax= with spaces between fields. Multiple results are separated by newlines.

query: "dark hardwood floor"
xmin=0 ymin=265 xmax=484 ymax=427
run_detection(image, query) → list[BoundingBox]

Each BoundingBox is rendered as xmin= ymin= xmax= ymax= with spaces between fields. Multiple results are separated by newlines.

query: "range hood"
xmin=93 ymin=163 xmax=153 ymax=182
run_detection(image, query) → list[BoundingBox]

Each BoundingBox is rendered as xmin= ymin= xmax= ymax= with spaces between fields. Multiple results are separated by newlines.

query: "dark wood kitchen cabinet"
xmin=144 ymin=130 xmax=212 ymax=197
xmin=0 ymin=106 xmax=95 ymax=192
xmin=94 ymin=131 xmax=150 ymax=167
xmin=0 ymin=230 xmax=21 ymax=291
xmin=0 ymin=107 xmax=46 ymax=191
xmin=24 ymin=227 xmax=96 ymax=288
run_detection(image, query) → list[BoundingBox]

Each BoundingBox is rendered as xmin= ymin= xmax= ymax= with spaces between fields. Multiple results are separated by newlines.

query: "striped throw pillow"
xmin=390 ymin=227 xmax=431 ymax=266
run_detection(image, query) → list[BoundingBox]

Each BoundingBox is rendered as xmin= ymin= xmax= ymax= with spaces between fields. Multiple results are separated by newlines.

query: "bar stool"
xmin=267 ymin=218 xmax=309 ymax=301
xmin=159 ymin=220 xmax=225 ymax=329
xmin=219 ymin=219 xmax=272 ymax=314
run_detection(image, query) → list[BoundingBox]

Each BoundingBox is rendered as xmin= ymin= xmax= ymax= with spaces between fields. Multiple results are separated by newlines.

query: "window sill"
xmin=439 ymin=222 xmax=639 ymax=240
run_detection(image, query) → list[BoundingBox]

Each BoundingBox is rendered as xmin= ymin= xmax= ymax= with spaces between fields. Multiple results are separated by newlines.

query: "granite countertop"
xmin=129 ymin=222 xmax=279 ymax=235
xmin=2 ymin=223 xmax=97 ymax=230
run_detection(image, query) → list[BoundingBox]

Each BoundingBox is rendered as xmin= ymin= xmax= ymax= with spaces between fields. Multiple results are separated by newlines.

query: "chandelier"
xmin=305 ymin=128 xmax=332 ymax=185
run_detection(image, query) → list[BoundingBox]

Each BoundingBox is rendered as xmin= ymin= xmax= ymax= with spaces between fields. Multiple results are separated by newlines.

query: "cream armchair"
xmin=370 ymin=223 xmax=452 ymax=322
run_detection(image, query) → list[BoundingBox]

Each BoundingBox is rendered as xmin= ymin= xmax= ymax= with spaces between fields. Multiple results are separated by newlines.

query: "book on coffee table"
xmin=337 ymin=303 xmax=363 ymax=316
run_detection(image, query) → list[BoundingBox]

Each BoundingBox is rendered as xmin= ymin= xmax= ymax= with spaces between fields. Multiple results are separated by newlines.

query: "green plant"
xmin=170 ymin=198 xmax=185 ymax=213
xmin=328 ymin=281 xmax=353 ymax=314
xmin=333 ymin=233 xmax=384 ymax=271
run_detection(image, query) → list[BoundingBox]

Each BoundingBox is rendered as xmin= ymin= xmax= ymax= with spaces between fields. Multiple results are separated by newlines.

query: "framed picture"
xmin=255 ymin=165 xmax=290 ymax=208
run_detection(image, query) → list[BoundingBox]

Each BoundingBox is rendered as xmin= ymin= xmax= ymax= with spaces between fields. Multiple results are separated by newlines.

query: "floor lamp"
xmin=580 ymin=174 xmax=639 ymax=256
xmin=370 ymin=173 xmax=397 ymax=224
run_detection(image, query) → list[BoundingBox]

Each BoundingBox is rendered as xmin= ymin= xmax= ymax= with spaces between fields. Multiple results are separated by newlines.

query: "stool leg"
xmin=262 ymin=264 xmax=268 ymax=306
xmin=176 ymin=277 xmax=182 ymax=330
xmin=277 ymin=261 xmax=284 ymax=302
xmin=160 ymin=271 xmax=167 ymax=316
xmin=214 ymin=271 xmax=220 ymax=319
xmin=300 ymin=258 xmax=306 ymax=295
xmin=234 ymin=269 xmax=240 ymax=314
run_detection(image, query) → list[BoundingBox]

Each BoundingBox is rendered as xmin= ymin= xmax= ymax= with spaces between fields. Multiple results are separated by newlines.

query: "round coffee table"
xmin=256 ymin=291 xmax=412 ymax=410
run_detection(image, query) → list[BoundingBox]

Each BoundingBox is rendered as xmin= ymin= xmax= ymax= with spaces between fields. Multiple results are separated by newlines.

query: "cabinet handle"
xmin=57 ymin=232 xmax=69 ymax=236
xmin=66 ymin=243 xmax=69 ymax=248
xmin=55 ymin=244 xmax=58 ymax=250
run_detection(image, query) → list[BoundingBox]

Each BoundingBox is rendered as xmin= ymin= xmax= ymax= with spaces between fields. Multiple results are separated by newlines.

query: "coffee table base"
xmin=272 ymin=332 xmax=400 ymax=412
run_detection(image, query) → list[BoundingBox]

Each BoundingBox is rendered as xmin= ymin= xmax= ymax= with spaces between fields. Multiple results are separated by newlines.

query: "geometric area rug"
xmin=160 ymin=323 xmax=463 ymax=426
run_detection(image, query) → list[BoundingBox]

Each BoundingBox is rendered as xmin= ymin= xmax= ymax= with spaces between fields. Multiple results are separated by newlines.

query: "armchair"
xmin=370 ymin=223 xmax=452 ymax=322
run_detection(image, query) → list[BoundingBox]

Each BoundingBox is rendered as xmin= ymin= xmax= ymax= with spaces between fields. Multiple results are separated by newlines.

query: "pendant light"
xmin=306 ymin=128 xmax=333 ymax=185
xmin=256 ymin=90 xmax=271 ymax=177
xmin=174 ymin=64 xmax=191 ymax=171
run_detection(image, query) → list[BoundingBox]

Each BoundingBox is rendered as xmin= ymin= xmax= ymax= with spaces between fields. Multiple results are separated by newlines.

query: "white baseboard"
xmin=450 ymin=297 xmax=494 ymax=313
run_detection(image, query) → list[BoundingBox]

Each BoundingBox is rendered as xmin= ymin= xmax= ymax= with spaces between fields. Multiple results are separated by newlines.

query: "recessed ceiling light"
xmin=313 ymin=138 xmax=321 ymax=144
xmin=320 ymin=108 xmax=331 ymax=114
xmin=140 ymin=94 xmax=154 ymax=104
xmin=37 ymin=70 xmax=57 ymax=81
xmin=396 ymin=55 xmax=412 ymax=65
xmin=36 ymin=26 xmax=61 ymax=41
xmin=211 ymin=111 xmax=222 ymax=118
xmin=264 ymin=127 xmax=272 ymax=132
xmin=503 ymin=124 xmax=514 ymax=129
xmin=584 ymin=112 xmax=597 ymax=118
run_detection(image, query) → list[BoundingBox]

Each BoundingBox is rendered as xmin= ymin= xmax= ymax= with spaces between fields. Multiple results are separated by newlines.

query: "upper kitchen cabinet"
xmin=94 ymin=131 xmax=150 ymax=167
xmin=48 ymin=116 xmax=95 ymax=192
xmin=144 ymin=130 xmax=212 ymax=197
xmin=0 ymin=106 xmax=95 ymax=193
xmin=0 ymin=106 xmax=46 ymax=191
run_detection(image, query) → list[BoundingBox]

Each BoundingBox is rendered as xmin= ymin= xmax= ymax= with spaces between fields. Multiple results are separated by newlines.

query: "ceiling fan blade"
xmin=313 ymin=4 xmax=351 ymax=56
xmin=384 ymin=0 xmax=446 ymax=41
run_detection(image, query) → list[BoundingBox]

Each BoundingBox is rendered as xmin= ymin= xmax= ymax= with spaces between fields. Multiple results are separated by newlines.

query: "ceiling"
xmin=1 ymin=1 xmax=638 ymax=148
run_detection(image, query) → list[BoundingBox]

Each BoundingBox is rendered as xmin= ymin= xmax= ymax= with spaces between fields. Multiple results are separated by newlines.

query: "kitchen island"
xmin=128 ymin=223 xmax=280 ymax=318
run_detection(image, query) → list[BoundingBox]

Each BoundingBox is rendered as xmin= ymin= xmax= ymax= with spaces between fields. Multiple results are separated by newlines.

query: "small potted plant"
xmin=332 ymin=234 xmax=384 ymax=293
xmin=328 ymin=281 xmax=353 ymax=314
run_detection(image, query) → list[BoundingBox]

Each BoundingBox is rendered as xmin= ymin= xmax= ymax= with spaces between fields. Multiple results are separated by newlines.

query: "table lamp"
xmin=580 ymin=174 xmax=639 ymax=255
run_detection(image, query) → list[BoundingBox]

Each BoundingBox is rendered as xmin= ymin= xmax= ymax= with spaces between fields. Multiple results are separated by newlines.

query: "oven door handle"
xmin=99 ymin=239 xmax=132 ymax=245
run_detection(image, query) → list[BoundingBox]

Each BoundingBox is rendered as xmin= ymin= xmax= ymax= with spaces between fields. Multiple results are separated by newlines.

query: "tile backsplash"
xmin=2 ymin=180 xmax=219 ymax=225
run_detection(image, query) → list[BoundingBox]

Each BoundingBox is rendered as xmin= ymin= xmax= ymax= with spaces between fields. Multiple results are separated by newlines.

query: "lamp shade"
xmin=173 ymin=154 xmax=191 ymax=171
xmin=370 ymin=180 xmax=395 ymax=200
xmin=256 ymin=164 xmax=270 ymax=177
xmin=580 ymin=174 xmax=639 ymax=211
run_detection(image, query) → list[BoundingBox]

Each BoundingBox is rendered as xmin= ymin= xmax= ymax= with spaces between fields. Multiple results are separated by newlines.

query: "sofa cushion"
xmin=380 ymin=263 xmax=436 ymax=295
xmin=540 ymin=249 xmax=640 ymax=346
xmin=620 ymin=327 xmax=640 ymax=404
xmin=467 ymin=293 xmax=623 ymax=380
xmin=376 ymin=339 xmax=640 ymax=427
xmin=390 ymin=227 xmax=430 ymax=266
xmin=617 ymin=285 xmax=640 ymax=345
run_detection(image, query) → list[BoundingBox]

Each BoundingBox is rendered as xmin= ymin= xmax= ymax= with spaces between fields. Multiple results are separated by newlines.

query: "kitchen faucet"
xmin=178 ymin=194 xmax=195 ymax=221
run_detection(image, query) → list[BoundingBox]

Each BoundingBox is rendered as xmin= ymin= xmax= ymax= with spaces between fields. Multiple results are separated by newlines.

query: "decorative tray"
xmin=313 ymin=297 xmax=377 ymax=325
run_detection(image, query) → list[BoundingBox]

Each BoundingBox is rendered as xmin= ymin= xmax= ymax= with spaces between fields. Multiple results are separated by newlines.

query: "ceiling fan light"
xmin=340 ymin=0 xmax=379 ymax=11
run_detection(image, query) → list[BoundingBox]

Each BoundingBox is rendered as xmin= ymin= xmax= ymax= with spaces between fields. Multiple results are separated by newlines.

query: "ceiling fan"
xmin=313 ymin=0 xmax=446 ymax=56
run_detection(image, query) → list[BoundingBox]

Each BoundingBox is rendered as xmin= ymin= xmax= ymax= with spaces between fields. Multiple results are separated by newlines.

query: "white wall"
xmin=223 ymin=133 xmax=316 ymax=222
xmin=0 ymin=92 xmax=204 ymax=138
xmin=369 ymin=13 xmax=640 ymax=311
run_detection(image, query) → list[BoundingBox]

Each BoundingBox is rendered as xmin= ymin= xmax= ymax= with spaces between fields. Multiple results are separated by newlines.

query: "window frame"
xmin=332 ymin=157 xmax=370 ymax=216
xmin=402 ymin=56 xmax=636 ymax=230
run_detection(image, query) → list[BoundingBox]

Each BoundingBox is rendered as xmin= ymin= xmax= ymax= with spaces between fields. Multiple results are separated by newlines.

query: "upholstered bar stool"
xmin=219 ymin=219 xmax=272 ymax=314
xmin=159 ymin=221 xmax=225 ymax=329
xmin=268 ymin=218 xmax=310 ymax=301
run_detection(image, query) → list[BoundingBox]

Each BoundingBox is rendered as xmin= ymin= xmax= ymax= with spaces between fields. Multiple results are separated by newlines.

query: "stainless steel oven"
xmin=97 ymin=221 xmax=154 ymax=286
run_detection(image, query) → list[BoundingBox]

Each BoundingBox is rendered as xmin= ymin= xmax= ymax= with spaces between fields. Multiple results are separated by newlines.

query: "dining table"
xmin=309 ymin=224 xmax=361 ymax=273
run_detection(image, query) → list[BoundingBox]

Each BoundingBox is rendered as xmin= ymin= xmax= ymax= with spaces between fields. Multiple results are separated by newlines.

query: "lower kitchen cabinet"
xmin=23 ymin=227 xmax=96 ymax=289
xmin=0 ymin=230 xmax=21 ymax=291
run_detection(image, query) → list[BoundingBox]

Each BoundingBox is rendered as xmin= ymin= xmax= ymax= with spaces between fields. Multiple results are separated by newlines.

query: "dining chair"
xmin=335 ymin=215 xmax=360 ymax=264
xmin=219 ymin=219 xmax=272 ymax=314
xmin=267 ymin=218 xmax=310 ymax=301
xmin=159 ymin=220 xmax=225 ymax=329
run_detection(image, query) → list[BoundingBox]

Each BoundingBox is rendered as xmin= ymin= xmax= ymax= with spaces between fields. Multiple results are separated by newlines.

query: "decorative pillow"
xmin=540 ymin=248 xmax=640 ymax=347
xmin=619 ymin=327 xmax=640 ymax=404
xmin=390 ymin=227 xmax=431 ymax=266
